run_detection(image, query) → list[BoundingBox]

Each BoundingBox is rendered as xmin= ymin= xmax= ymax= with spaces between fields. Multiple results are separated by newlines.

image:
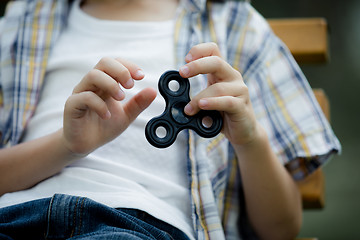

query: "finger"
xmin=115 ymin=58 xmax=145 ymax=80
xmin=73 ymin=69 xmax=124 ymax=101
xmin=179 ymin=56 xmax=241 ymax=82
xmin=95 ymin=57 xmax=144 ymax=89
xmin=185 ymin=42 xmax=222 ymax=63
xmin=184 ymin=81 xmax=247 ymax=115
xmin=65 ymin=91 xmax=111 ymax=120
xmin=198 ymin=96 xmax=247 ymax=114
xmin=122 ymin=87 xmax=157 ymax=123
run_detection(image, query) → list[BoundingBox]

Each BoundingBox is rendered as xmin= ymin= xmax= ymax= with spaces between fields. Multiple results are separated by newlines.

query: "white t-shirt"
xmin=0 ymin=1 xmax=194 ymax=238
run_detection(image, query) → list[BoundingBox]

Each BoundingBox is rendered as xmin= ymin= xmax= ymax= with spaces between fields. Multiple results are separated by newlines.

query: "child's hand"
xmin=62 ymin=57 xmax=157 ymax=155
xmin=179 ymin=43 xmax=261 ymax=147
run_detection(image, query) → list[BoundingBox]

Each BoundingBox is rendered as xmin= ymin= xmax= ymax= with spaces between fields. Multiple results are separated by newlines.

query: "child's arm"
xmin=179 ymin=42 xmax=302 ymax=240
xmin=0 ymin=57 xmax=156 ymax=196
xmin=0 ymin=129 xmax=77 ymax=196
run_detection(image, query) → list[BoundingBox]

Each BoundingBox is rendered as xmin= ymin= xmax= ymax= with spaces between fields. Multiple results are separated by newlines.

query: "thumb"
xmin=123 ymin=87 xmax=157 ymax=123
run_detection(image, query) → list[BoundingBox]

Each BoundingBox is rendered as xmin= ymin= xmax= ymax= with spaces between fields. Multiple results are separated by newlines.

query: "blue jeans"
xmin=0 ymin=194 xmax=191 ymax=240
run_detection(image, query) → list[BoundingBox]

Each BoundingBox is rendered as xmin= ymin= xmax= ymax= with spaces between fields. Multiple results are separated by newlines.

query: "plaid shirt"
xmin=0 ymin=0 xmax=340 ymax=239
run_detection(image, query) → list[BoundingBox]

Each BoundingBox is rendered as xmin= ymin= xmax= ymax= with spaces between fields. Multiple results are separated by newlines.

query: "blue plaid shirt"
xmin=0 ymin=0 xmax=340 ymax=239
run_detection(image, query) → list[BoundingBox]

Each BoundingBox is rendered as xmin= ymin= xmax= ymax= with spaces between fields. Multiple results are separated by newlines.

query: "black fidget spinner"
xmin=145 ymin=70 xmax=223 ymax=148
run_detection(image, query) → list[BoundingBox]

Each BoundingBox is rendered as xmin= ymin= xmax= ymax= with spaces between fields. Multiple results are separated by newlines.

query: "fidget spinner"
xmin=145 ymin=70 xmax=223 ymax=148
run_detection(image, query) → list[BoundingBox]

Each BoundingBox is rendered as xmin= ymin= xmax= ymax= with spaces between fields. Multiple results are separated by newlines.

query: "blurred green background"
xmin=252 ymin=0 xmax=360 ymax=239
xmin=1 ymin=0 xmax=359 ymax=239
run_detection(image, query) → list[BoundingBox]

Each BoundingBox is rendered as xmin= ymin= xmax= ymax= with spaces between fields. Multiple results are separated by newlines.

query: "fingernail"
xmin=105 ymin=110 xmax=111 ymax=119
xmin=199 ymin=99 xmax=208 ymax=108
xmin=125 ymin=78 xmax=134 ymax=88
xmin=117 ymin=89 xmax=124 ymax=100
xmin=136 ymin=69 xmax=144 ymax=78
xmin=184 ymin=104 xmax=193 ymax=115
xmin=185 ymin=53 xmax=193 ymax=62
xmin=180 ymin=65 xmax=189 ymax=76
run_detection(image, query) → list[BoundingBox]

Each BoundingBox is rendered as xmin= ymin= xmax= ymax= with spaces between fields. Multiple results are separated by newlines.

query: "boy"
xmin=0 ymin=0 xmax=340 ymax=239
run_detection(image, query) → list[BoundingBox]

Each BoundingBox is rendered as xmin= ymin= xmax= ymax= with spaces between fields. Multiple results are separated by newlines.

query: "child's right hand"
xmin=62 ymin=57 xmax=157 ymax=156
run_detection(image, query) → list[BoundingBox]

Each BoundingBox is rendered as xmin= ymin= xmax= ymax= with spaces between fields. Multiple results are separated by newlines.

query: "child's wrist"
xmin=57 ymin=129 xmax=87 ymax=161
xmin=232 ymin=124 xmax=269 ymax=154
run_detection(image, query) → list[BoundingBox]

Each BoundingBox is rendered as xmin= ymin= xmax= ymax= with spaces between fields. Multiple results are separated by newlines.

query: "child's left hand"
xmin=179 ymin=42 xmax=261 ymax=147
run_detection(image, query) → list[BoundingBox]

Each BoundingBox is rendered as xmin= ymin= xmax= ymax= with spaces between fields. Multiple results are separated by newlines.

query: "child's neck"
xmin=81 ymin=0 xmax=179 ymax=21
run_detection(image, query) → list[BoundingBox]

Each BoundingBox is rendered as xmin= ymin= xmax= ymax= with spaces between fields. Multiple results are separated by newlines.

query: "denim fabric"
xmin=0 ymin=194 xmax=190 ymax=240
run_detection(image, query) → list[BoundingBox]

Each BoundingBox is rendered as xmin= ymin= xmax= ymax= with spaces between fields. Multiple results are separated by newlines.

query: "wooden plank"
xmin=268 ymin=18 xmax=329 ymax=63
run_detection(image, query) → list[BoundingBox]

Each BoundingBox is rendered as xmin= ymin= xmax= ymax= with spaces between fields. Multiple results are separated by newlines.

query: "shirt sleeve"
xmin=0 ymin=0 xmax=27 ymax=147
xmin=227 ymin=2 xmax=341 ymax=181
